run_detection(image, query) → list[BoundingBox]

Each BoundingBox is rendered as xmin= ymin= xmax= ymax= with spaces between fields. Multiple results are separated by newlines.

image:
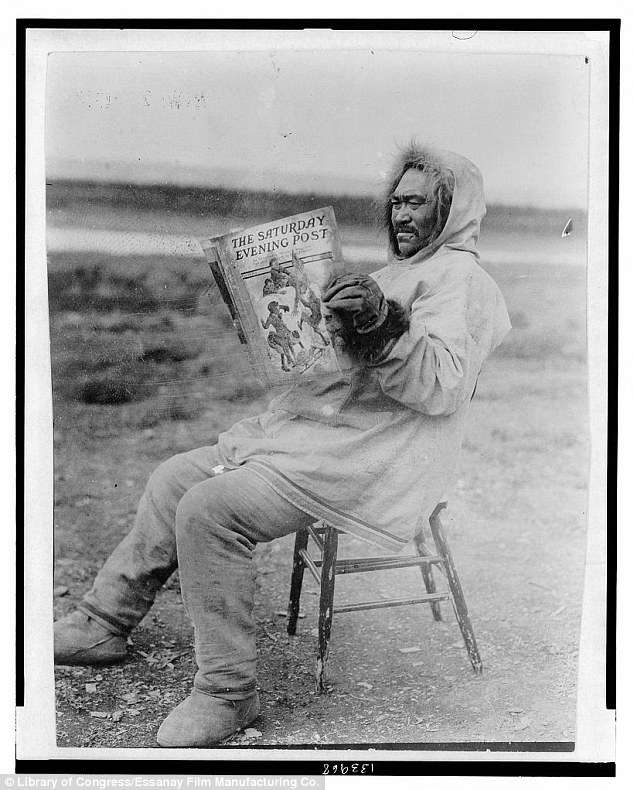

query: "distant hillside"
xmin=47 ymin=179 xmax=587 ymax=235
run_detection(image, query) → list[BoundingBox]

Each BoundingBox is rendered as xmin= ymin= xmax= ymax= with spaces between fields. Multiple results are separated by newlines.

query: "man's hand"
xmin=323 ymin=274 xmax=410 ymax=363
xmin=323 ymin=274 xmax=389 ymax=335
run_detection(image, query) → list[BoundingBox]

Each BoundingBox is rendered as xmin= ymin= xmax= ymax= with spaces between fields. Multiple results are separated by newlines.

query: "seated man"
xmin=54 ymin=144 xmax=511 ymax=748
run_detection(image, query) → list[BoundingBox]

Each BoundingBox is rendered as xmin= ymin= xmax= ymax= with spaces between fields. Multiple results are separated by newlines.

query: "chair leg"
xmin=429 ymin=507 xmax=483 ymax=675
xmin=414 ymin=532 xmax=443 ymax=622
xmin=316 ymin=526 xmax=338 ymax=693
xmin=287 ymin=528 xmax=309 ymax=636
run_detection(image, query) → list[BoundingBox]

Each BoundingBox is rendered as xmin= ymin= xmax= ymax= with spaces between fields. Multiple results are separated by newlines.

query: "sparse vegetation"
xmin=81 ymin=371 xmax=143 ymax=405
xmin=49 ymin=252 xmax=586 ymax=415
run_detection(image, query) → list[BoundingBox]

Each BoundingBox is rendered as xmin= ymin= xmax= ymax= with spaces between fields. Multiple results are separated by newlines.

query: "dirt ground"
xmin=50 ymin=228 xmax=588 ymax=750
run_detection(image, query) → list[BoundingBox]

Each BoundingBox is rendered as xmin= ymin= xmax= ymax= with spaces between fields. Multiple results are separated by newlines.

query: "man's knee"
xmin=174 ymin=475 xmax=245 ymax=539
xmin=176 ymin=477 xmax=221 ymax=525
xmin=145 ymin=452 xmax=197 ymax=510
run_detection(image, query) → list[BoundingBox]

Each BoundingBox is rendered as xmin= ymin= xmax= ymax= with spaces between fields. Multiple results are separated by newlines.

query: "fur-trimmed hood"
xmin=385 ymin=146 xmax=486 ymax=264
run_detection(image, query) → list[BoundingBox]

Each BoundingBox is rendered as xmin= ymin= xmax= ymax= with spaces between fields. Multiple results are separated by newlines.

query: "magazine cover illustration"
xmin=200 ymin=206 xmax=346 ymax=386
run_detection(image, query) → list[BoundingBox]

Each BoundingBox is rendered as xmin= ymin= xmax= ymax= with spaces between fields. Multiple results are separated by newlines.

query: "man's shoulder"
xmin=422 ymin=249 xmax=478 ymax=284
xmin=434 ymin=249 xmax=499 ymax=282
xmin=440 ymin=252 xmax=508 ymax=310
xmin=370 ymin=250 xmax=489 ymax=286
xmin=434 ymin=247 xmax=479 ymax=269
xmin=369 ymin=263 xmax=391 ymax=279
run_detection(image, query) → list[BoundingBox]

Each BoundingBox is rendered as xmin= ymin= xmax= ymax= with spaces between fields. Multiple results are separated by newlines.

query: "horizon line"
xmin=46 ymin=175 xmax=588 ymax=216
xmin=46 ymin=157 xmax=588 ymax=213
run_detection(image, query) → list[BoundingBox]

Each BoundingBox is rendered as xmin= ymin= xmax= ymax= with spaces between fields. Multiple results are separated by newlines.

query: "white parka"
xmin=217 ymin=150 xmax=511 ymax=550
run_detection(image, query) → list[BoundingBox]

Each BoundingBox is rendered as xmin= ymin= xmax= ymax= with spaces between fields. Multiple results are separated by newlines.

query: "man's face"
xmin=390 ymin=168 xmax=439 ymax=258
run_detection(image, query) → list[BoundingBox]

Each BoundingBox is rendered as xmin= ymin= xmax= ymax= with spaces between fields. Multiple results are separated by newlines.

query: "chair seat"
xmin=287 ymin=502 xmax=483 ymax=691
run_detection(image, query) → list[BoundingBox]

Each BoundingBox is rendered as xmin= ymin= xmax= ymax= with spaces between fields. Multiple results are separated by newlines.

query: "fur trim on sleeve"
xmin=337 ymin=299 xmax=410 ymax=364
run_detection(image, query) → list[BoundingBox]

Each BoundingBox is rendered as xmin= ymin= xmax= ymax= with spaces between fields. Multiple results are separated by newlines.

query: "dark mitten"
xmin=329 ymin=298 xmax=410 ymax=364
xmin=323 ymin=274 xmax=389 ymax=334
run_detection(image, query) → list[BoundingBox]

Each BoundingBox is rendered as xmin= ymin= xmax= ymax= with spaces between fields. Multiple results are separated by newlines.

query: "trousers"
xmin=79 ymin=445 xmax=314 ymax=698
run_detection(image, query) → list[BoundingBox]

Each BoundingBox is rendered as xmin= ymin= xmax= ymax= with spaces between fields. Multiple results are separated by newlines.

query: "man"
xmin=54 ymin=144 xmax=511 ymax=747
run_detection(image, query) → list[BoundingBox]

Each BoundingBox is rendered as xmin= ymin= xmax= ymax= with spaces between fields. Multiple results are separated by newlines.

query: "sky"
xmin=46 ymin=46 xmax=590 ymax=208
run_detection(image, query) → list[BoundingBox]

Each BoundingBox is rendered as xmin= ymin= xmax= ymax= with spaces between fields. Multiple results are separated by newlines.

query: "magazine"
xmin=200 ymin=206 xmax=347 ymax=386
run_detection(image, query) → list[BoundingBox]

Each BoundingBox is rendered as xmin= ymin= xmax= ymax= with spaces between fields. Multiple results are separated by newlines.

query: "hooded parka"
xmin=216 ymin=149 xmax=511 ymax=550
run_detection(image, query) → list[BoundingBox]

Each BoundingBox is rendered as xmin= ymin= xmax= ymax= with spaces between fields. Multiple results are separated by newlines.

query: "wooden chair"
xmin=286 ymin=502 xmax=483 ymax=691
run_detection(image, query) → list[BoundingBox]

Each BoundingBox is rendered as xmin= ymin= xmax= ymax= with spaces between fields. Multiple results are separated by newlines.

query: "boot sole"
xmin=156 ymin=698 xmax=260 ymax=748
xmin=54 ymin=649 xmax=128 ymax=667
